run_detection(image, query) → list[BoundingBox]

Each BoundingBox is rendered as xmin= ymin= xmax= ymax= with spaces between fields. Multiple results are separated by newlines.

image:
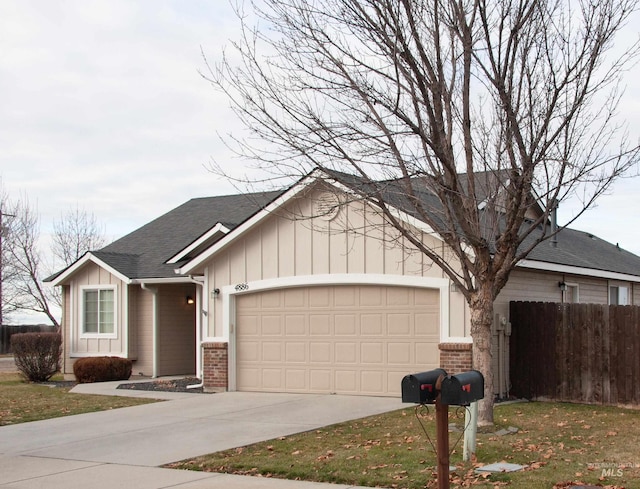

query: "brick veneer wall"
xmin=202 ymin=342 xmax=228 ymax=392
xmin=438 ymin=343 xmax=473 ymax=374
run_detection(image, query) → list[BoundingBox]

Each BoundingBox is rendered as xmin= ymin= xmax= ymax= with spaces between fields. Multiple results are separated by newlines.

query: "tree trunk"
xmin=469 ymin=287 xmax=495 ymax=426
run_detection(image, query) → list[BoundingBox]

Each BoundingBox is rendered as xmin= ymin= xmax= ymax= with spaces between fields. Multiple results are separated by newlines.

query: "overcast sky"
xmin=1 ymin=1 xmax=639 ymax=314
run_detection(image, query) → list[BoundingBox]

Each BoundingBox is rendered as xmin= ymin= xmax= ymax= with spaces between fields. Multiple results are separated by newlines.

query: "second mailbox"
xmin=401 ymin=368 xmax=447 ymax=404
xmin=440 ymin=370 xmax=484 ymax=406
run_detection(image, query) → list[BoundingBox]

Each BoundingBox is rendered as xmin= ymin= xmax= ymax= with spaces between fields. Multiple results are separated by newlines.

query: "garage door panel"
xmin=415 ymin=312 xmax=439 ymax=335
xmin=310 ymin=370 xmax=331 ymax=391
xmin=310 ymin=315 xmax=331 ymax=335
xmin=361 ymin=370 xmax=384 ymax=394
xmin=361 ymin=343 xmax=383 ymax=364
xmin=262 ymin=369 xmax=282 ymax=388
xmin=335 ymin=315 xmax=357 ymax=335
xmin=262 ymin=316 xmax=282 ymax=335
xmin=360 ymin=314 xmax=383 ymax=335
xmin=236 ymin=285 xmax=440 ymax=396
xmin=238 ymin=368 xmax=261 ymax=389
xmin=387 ymin=313 xmax=411 ymax=335
xmin=260 ymin=290 xmax=282 ymax=308
xmin=285 ymin=369 xmax=306 ymax=389
xmin=387 ymin=287 xmax=411 ymax=306
xmin=360 ymin=287 xmax=383 ymax=306
xmin=310 ymin=342 xmax=331 ymax=363
xmin=415 ymin=342 xmax=440 ymax=363
xmin=238 ymin=341 xmax=260 ymax=362
xmin=335 ymin=288 xmax=356 ymax=307
xmin=285 ymin=342 xmax=307 ymax=362
xmin=388 ymin=342 xmax=411 ymax=364
xmin=335 ymin=370 xmax=357 ymax=392
xmin=335 ymin=342 xmax=357 ymax=363
xmin=285 ymin=315 xmax=307 ymax=335
xmin=262 ymin=342 xmax=282 ymax=362
xmin=284 ymin=288 xmax=305 ymax=307
xmin=308 ymin=287 xmax=330 ymax=307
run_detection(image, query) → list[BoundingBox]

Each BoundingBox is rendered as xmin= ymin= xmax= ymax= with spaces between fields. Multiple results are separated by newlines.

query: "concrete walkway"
xmin=0 ymin=380 xmax=404 ymax=488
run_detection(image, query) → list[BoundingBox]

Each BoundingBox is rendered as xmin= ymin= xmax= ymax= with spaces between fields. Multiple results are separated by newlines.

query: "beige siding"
xmin=206 ymin=187 xmax=463 ymax=338
xmin=131 ymin=286 xmax=154 ymax=377
xmin=67 ymin=263 xmax=128 ymax=358
xmin=157 ymin=284 xmax=196 ymax=376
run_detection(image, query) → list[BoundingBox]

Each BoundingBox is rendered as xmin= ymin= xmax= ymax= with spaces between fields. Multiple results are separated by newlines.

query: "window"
xmin=564 ymin=284 xmax=579 ymax=303
xmin=83 ymin=288 xmax=115 ymax=335
xmin=609 ymin=285 xmax=629 ymax=305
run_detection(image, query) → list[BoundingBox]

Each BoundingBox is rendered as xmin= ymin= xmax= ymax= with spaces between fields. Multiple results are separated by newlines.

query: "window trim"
xmin=563 ymin=282 xmax=579 ymax=303
xmin=609 ymin=283 xmax=630 ymax=306
xmin=79 ymin=285 xmax=118 ymax=339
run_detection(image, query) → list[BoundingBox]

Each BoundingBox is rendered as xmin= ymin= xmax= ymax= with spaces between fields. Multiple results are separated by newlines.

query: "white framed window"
xmin=81 ymin=286 xmax=117 ymax=337
xmin=564 ymin=283 xmax=579 ymax=303
xmin=609 ymin=284 xmax=629 ymax=305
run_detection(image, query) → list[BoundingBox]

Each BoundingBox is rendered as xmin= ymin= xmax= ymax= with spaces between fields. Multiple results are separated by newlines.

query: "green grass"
xmin=168 ymin=401 xmax=640 ymax=488
xmin=0 ymin=372 xmax=158 ymax=426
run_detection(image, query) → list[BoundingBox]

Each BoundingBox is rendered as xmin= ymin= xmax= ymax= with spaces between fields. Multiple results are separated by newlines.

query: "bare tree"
xmin=47 ymin=205 xmax=106 ymax=308
xmin=2 ymin=195 xmax=60 ymax=328
xmin=1 ymin=194 xmax=106 ymax=327
xmin=209 ymin=0 xmax=640 ymax=423
xmin=52 ymin=205 xmax=106 ymax=269
xmin=1 ymin=185 xmax=17 ymax=325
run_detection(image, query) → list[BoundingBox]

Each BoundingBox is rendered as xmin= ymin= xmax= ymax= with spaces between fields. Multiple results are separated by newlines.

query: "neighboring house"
xmin=47 ymin=171 xmax=640 ymax=397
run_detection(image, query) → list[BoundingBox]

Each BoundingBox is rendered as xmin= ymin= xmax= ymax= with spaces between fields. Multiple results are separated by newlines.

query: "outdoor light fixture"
xmin=212 ymin=288 xmax=220 ymax=299
xmin=186 ymin=296 xmax=195 ymax=305
xmin=558 ymin=281 xmax=567 ymax=291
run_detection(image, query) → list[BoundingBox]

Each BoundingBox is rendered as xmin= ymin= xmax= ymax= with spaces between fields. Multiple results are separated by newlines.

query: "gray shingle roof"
xmin=93 ymin=191 xmax=282 ymax=279
xmin=525 ymin=227 xmax=640 ymax=276
xmin=324 ymin=169 xmax=640 ymax=278
xmin=53 ymin=172 xmax=640 ymax=282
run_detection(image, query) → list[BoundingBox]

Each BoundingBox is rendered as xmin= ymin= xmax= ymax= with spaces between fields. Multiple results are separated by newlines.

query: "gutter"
xmin=140 ymin=283 xmax=159 ymax=378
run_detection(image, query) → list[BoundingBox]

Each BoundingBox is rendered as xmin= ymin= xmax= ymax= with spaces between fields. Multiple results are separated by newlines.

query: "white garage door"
xmin=235 ymin=284 xmax=440 ymax=396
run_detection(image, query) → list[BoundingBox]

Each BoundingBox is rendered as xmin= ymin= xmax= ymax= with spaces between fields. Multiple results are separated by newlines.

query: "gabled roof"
xmin=523 ymin=227 xmax=640 ymax=278
xmin=49 ymin=190 xmax=282 ymax=284
xmin=50 ymin=170 xmax=640 ymax=286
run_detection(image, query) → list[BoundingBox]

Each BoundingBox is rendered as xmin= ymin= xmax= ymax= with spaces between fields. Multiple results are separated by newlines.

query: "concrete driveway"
xmin=0 ymin=388 xmax=403 ymax=488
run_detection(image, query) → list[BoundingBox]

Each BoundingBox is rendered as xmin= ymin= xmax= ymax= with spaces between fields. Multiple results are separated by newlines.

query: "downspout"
xmin=187 ymin=275 xmax=205 ymax=389
xmin=140 ymin=283 xmax=159 ymax=378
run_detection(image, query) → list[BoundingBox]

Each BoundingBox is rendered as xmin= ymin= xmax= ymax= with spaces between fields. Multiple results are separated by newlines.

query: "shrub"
xmin=11 ymin=332 xmax=62 ymax=382
xmin=73 ymin=356 xmax=132 ymax=383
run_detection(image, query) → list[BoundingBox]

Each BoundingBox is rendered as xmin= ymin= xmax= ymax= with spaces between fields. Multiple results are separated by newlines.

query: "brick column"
xmin=202 ymin=342 xmax=228 ymax=392
xmin=438 ymin=343 xmax=473 ymax=374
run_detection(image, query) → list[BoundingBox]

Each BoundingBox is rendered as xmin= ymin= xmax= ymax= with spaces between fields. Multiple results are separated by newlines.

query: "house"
xmin=48 ymin=171 xmax=640 ymax=397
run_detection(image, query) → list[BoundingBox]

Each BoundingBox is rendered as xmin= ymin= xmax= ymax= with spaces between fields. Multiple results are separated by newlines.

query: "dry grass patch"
xmin=168 ymin=401 xmax=640 ymax=488
xmin=0 ymin=372 xmax=158 ymax=425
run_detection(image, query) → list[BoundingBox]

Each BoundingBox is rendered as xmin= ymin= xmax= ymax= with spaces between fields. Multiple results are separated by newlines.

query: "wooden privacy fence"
xmin=509 ymin=301 xmax=640 ymax=406
xmin=0 ymin=325 xmax=58 ymax=354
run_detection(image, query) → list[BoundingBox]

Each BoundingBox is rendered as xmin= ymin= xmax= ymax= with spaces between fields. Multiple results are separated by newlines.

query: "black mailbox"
xmin=440 ymin=370 xmax=484 ymax=406
xmin=401 ymin=368 xmax=447 ymax=404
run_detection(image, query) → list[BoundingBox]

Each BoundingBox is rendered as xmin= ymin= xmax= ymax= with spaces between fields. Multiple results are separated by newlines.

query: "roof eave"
xmin=517 ymin=258 xmax=640 ymax=282
xmin=49 ymin=253 xmax=133 ymax=286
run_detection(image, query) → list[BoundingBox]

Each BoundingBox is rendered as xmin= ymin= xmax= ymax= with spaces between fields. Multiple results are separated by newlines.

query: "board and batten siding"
xmin=67 ymin=262 xmax=128 ymax=361
xmin=204 ymin=188 xmax=468 ymax=340
xmin=130 ymin=286 xmax=154 ymax=377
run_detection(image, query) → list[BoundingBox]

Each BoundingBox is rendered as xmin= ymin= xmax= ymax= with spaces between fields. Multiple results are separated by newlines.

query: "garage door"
xmin=235 ymin=284 xmax=440 ymax=396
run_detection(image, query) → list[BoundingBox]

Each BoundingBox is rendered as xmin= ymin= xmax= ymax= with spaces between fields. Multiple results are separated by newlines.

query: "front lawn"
xmin=168 ymin=401 xmax=640 ymax=488
xmin=0 ymin=373 xmax=158 ymax=425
